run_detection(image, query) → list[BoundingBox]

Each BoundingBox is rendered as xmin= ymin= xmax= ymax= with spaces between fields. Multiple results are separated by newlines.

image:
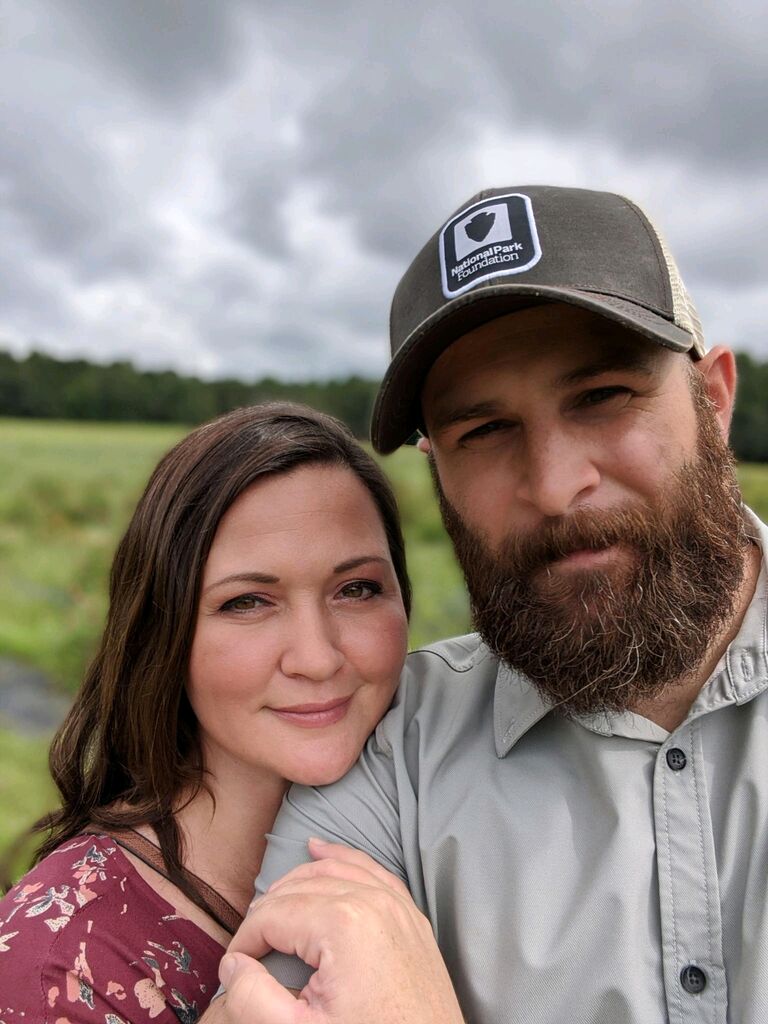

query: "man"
xmin=215 ymin=186 xmax=767 ymax=1023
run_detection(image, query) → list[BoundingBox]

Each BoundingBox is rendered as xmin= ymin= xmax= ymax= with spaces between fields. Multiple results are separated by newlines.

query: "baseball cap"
xmin=371 ymin=185 xmax=705 ymax=454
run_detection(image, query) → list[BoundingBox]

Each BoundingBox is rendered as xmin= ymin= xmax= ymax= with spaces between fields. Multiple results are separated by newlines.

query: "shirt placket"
xmin=654 ymin=716 xmax=727 ymax=1024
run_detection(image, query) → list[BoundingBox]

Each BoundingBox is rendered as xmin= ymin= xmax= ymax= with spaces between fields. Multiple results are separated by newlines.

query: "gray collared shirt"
xmin=257 ymin=512 xmax=768 ymax=1023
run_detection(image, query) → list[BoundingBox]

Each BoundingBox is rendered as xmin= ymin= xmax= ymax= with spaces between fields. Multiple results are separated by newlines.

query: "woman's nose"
xmin=279 ymin=607 xmax=345 ymax=682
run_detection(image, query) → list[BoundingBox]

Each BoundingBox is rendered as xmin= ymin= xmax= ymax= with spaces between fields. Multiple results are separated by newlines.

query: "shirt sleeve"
xmin=253 ymin=640 xmax=486 ymax=991
xmin=255 ymin=693 xmax=413 ymax=989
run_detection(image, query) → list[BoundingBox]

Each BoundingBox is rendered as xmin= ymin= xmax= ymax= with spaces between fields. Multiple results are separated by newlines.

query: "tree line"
xmin=0 ymin=350 xmax=379 ymax=440
xmin=1 ymin=348 xmax=766 ymax=458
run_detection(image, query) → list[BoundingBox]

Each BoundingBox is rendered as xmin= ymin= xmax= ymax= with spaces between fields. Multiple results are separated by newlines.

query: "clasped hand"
xmin=213 ymin=838 xmax=464 ymax=1024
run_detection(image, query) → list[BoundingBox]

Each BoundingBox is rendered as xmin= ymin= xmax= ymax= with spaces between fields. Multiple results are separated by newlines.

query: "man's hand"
xmin=217 ymin=838 xmax=464 ymax=1024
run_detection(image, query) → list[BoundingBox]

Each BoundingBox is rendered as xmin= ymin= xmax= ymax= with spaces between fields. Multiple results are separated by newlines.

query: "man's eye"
xmin=579 ymin=386 xmax=633 ymax=408
xmin=220 ymin=594 xmax=268 ymax=613
xmin=459 ymin=420 xmax=510 ymax=444
xmin=338 ymin=580 xmax=382 ymax=601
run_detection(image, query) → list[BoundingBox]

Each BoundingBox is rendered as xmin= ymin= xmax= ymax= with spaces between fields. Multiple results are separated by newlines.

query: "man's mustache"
xmin=498 ymin=506 xmax=656 ymax=578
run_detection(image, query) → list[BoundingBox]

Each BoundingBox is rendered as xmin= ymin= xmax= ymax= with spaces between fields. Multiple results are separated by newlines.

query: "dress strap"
xmin=82 ymin=828 xmax=244 ymax=937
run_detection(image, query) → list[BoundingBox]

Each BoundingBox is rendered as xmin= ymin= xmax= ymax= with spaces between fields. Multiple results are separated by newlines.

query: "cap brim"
xmin=371 ymin=285 xmax=697 ymax=454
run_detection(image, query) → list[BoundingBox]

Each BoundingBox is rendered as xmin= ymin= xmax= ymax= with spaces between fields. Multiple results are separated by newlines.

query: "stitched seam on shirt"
xmin=690 ymin=719 xmax=717 ymax=1024
xmin=661 ymin=762 xmax=684 ymax=1024
xmin=724 ymin=641 xmax=737 ymax=703
xmin=409 ymin=645 xmax=482 ymax=673
xmin=689 ymin=673 xmax=767 ymax=714
xmin=736 ymin=679 xmax=767 ymax=700
xmin=744 ymin=540 xmax=768 ymax=698
xmin=502 ymin=702 xmax=547 ymax=745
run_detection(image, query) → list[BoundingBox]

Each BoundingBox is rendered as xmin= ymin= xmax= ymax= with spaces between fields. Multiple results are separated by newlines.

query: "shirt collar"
xmin=494 ymin=663 xmax=551 ymax=757
xmin=493 ymin=507 xmax=768 ymax=756
xmin=697 ymin=506 xmax=768 ymax=711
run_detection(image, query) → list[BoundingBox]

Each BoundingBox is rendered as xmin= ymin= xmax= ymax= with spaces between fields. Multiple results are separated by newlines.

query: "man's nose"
xmin=515 ymin=430 xmax=600 ymax=518
xmin=279 ymin=605 xmax=346 ymax=682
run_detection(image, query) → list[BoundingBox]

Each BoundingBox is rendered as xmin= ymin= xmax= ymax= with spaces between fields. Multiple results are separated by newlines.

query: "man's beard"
xmin=435 ymin=380 xmax=750 ymax=717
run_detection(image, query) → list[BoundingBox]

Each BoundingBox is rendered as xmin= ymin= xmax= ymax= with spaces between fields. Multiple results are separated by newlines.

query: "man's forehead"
xmin=423 ymin=306 xmax=670 ymax=404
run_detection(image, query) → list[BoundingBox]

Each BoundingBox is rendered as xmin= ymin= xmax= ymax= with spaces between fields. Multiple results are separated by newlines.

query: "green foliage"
xmin=0 ymin=419 xmax=186 ymax=689
xmin=0 ymin=725 xmax=55 ymax=882
xmin=0 ymin=349 xmax=379 ymax=438
xmin=732 ymin=354 xmax=768 ymax=462
xmin=375 ymin=447 xmax=470 ymax=647
xmin=739 ymin=464 xmax=768 ymax=518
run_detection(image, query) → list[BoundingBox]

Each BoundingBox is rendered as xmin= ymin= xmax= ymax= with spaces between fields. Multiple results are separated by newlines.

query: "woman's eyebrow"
xmin=203 ymin=571 xmax=280 ymax=594
xmin=203 ymin=558 xmax=389 ymax=593
xmin=333 ymin=555 xmax=389 ymax=574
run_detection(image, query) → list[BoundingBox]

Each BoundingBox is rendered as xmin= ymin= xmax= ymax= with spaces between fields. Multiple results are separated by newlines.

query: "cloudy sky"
xmin=2 ymin=0 xmax=766 ymax=382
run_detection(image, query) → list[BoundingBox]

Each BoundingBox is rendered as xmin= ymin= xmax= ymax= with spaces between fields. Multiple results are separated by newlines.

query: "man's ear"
xmin=696 ymin=345 xmax=737 ymax=439
xmin=416 ymin=436 xmax=432 ymax=455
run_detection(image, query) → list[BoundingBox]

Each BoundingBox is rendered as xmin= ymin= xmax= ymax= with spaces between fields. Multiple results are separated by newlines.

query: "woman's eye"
xmin=338 ymin=580 xmax=382 ymax=601
xmin=219 ymin=594 xmax=268 ymax=613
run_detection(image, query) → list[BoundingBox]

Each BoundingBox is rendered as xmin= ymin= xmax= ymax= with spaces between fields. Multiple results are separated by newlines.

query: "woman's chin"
xmin=288 ymin=752 xmax=360 ymax=789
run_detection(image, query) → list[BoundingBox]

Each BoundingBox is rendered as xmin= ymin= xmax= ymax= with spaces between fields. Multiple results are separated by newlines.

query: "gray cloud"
xmin=1 ymin=0 xmax=766 ymax=379
xmin=58 ymin=0 xmax=248 ymax=107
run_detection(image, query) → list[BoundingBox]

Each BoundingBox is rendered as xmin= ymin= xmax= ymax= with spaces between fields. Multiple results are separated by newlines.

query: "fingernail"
xmin=308 ymin=835 xmax=328 ymax=849
xmin=219 ymin=953 xmax=235 ymax=989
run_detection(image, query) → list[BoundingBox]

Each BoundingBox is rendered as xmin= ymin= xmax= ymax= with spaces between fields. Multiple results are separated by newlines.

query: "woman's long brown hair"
xmin=27 ymin=402 xmax=410 ymax=907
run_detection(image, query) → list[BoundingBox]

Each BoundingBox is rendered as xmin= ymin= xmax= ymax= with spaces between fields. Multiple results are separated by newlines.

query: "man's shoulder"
xmin=369 ymin=634 xmax=501 ymax=754
xmin=405 ymin=632 xmax=497 ymax=678
xmin=397 ymin=633 xmax=499 ymax=703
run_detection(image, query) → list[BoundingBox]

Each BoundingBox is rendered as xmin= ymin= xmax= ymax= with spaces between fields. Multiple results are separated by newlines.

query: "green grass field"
xmin=2 ymin=417 xmax=768 ymax=876
xmin=0 ymin=419 xmax=189 ymax=690
xmin=0 ymin=725 xmax=55 ymax=883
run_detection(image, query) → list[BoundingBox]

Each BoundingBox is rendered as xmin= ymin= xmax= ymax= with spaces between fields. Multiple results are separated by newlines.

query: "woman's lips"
xmin=269 ymin=695 xmax=352 ymax=728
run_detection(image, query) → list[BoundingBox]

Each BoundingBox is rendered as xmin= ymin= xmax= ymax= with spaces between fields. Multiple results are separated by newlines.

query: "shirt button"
xmin=680 ymin=965 xmax=707 ymax=994
xmin=666 ymin=747 xmax=687 ymax=771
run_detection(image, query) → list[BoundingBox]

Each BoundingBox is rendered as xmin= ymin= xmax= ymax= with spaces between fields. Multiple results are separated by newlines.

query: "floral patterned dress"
xmin=0 ymin=834 xmax=225 ymax=1023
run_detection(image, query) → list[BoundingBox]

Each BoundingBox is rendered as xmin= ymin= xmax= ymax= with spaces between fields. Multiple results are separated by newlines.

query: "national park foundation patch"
xmin=439 ymin=193 xmax=542 ymax=299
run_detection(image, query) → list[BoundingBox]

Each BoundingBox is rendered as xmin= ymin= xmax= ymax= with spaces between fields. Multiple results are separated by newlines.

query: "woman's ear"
xmin=695 ymin=345 xmax=737 ymax=440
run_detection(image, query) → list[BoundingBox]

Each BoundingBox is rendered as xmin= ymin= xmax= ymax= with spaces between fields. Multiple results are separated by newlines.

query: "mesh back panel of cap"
xmin=642 ymin=208 xmax=705 ymax=354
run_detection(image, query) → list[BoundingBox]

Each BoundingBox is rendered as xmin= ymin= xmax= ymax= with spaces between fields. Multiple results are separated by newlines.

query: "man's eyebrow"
xmin=556 ymin=355 xmax=657 ymax=387
xmin=428 ymin=400 xmax=502 ymax=433
xmin=428 ymin=354 xmax=658 ymax=429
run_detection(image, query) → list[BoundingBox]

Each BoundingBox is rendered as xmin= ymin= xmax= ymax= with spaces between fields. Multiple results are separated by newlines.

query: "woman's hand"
xmin=216 ymin=838 xmax=465 ymax=1024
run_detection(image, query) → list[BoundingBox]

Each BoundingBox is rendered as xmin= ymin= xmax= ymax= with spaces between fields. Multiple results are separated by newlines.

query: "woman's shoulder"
xmin=1 ymin=833 xmax=121 ymax=936
xmin=0 ymin=833 xmax=223 ymax=1022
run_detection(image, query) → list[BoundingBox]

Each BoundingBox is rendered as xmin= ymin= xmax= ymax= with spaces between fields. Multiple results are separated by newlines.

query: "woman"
xmin=0 ymin=402 xmax=410 ymax=1022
